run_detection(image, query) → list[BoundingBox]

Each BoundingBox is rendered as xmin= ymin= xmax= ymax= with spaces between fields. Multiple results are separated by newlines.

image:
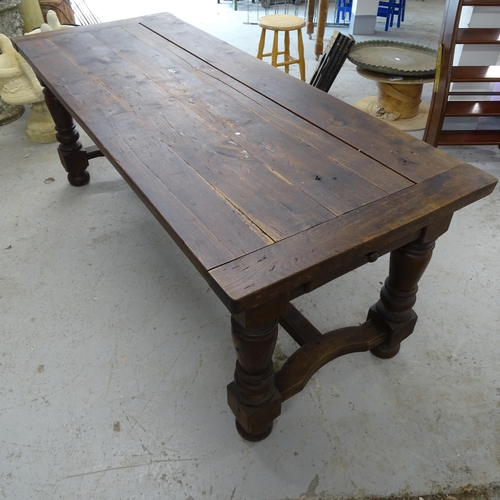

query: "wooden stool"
xmin=257 ymin=14 xmax=306 ymax=82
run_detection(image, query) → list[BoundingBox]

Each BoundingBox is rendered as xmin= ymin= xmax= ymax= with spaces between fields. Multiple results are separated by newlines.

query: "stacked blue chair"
xmin=377 ymin=0 xmax=406 ymax=30
xmin=335 ymin=0 xmax=353 ymax=24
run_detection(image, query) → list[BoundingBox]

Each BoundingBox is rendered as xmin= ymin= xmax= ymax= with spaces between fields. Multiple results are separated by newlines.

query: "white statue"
xmin=0 ymin=33 xmax=43 ymax=104
xmin=0 ymin=32 xmax=56 ymax=142
xmin=0 ymin=9 xmax=75 ymax=142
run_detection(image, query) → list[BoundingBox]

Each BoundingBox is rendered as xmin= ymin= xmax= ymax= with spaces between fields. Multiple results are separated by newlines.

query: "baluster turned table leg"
xmin=368 ymin=239 xmax=435 ymax=358
xmin=227 ymin=315 xmax=282 ymax=441
xmin=43 ymin=84 xmax=90 ymax=186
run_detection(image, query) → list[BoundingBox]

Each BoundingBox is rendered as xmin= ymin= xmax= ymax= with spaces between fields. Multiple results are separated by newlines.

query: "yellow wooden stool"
xmin=257 ymin=14 xmax=306 ymax=82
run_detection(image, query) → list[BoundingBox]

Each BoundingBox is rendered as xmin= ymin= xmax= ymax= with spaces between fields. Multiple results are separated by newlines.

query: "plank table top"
xmin=13 ymin=13 xmax=498 ymax=440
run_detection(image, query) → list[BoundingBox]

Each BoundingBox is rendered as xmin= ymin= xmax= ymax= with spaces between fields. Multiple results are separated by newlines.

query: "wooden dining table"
xmin=13 ymin=12 xmax=497 ymax=441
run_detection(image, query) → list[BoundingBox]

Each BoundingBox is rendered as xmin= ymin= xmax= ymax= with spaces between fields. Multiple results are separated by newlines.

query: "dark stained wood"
xmin=279 ymin=303 xmax=322 ymax=346
xmin=451 ymin=65 xmax=500 ymax=82
xmin=456 ymin=28 xmax=500 ymax=43
xmin=43 ymin=84 xmax=90 ymax=186
xmin=275 ymin=320 xmax=386 ymax=401
xmin=129 ymin=28 xmax=412 ymax=194
xmin=208 ymin=164 xmax=496 ymax=313
xmin=141 ymin=15 xmax=465 ymax=182
xmin=95 ymin=24 xmax=411 ymax=203
xmin=423 ymin=0 xmax=461 ymax=146
xmin=13 ymin=13 xmax=498 ymax=441
xmin=20 ymin=39 xmax=280 ymax=269
xmin=423 ymin=0 xmax=500 ymax=146
xmin=463 ymin=0 xmax=500 ymax=4
xmin=368 ymin=239 xmax=435 ymax=358
xmin=227 ymin=315 xmax=282 ymax=441
xmin=20 ymin=26 xmax=406 ymax=244
xmin=445 ymin=100 xmax=500 ymax=116
xmin=438 ymin=129 xmax=500 ymax=146
xmin=85 ymin=145 xmax=104 ymax=160
xmin=449 ymin=90 xmax=500 ymax=96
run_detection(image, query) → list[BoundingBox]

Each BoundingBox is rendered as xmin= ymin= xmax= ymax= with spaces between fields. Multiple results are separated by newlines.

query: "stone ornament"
xmin=0 ymin=33 xmax=55 ymax=142
xmin=25 ymin=9 xmax=74 ymax=34
xmin=0 ymin=0 xmax=25 ymax=125
xmin=0 ymin=0 xmax=23 ymax=37
xmin=17 ymin=0 xmax=44 ymax=33
xmin=0 ymin=33 xmax=43 ymax=103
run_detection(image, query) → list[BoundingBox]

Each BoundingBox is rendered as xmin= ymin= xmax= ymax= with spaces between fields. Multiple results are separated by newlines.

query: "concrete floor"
xmin=1 ymin=1 xmax=500 ymax=498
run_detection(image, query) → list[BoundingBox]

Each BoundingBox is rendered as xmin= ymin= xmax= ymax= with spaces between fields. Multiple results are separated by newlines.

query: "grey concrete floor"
xmin=1 ymin=1 xmax=500 ymax=499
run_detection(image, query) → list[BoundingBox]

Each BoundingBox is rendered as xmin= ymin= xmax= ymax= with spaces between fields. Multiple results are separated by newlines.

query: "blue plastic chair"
xmin=377 ymin=0 xmax=405 ymax=31
xmin=335 ymin=0 xmax=353 ymax=24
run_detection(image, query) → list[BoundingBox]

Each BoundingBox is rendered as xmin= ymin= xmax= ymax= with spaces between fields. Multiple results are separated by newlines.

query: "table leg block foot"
xmin=227 ymin=382 xmax=281 ymax=441
xmin=68 ymin=170 xmax=90 ymax=187
xmin=235 ymin=419 xmax=273 ymax=442
xmin=370 ymin=342 xmax=401 ymax=359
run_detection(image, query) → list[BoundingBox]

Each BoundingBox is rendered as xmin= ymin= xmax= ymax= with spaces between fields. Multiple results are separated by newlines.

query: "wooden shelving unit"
xmin=423 ymin=0 xmax=500 ymax=146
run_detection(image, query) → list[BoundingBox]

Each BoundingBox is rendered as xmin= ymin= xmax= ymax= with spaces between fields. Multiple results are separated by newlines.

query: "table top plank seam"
xmin=207 ymin=163 xmax=497 ymax=312
xmin=140 ymin=20 xmax=418 ymax=178
xmin=76 ymin=104 xmax=271 ymax=270
xmin=127 ymin=26 xmax=413 ymax=196
xmin=92 ymin=23 xmax=403 ymax=212
xmin=36 ymin=29 xmax=356 ymax=215
xmin=20 ymin=33 xmax=338 ymax=250
xmin=17 ymin=13 xmax=465 ymax=185
xmin=18 ymin=23 xmax=413 ymax=213
xmin=26 ymin=28 xmax=398 ymax=243
xmin=140 ymin=14 xmax=465 ymax=183
xmin=13 ymin=17 xmax=498 ymax=303
xmin=17 ymin=38 xmax=280 ymax=269
xmin=136 ymin=21 xmax=460 ymax=192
